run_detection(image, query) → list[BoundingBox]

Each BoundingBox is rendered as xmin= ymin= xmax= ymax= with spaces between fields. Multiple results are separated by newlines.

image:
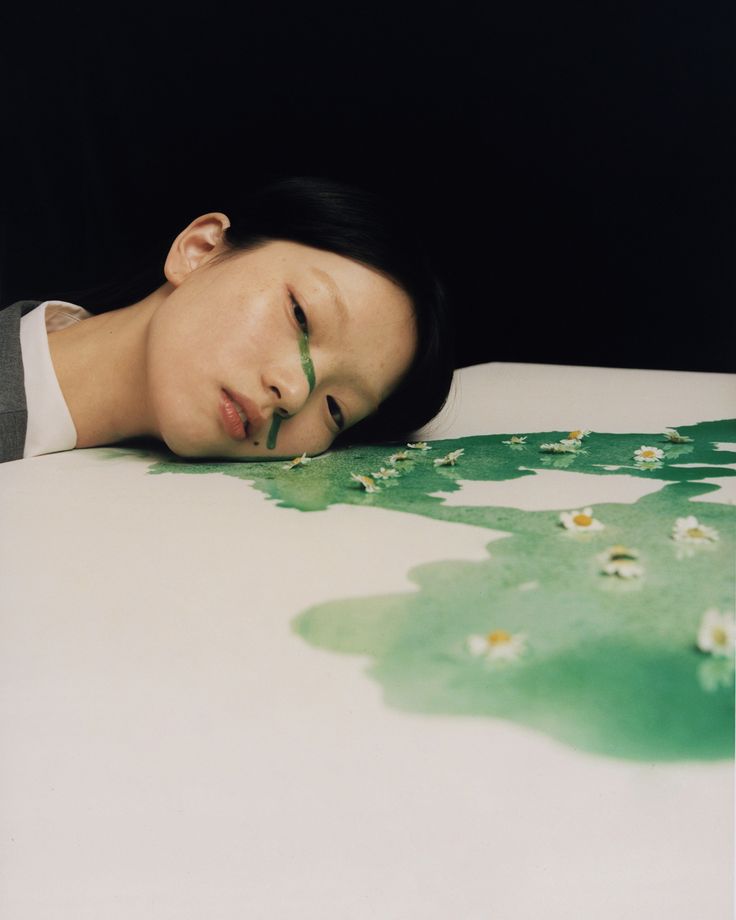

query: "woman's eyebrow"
xmin=309 ymin=266 xmax=348 ymax=326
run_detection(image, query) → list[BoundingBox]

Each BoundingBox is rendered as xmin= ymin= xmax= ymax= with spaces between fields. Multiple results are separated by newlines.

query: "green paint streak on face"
xmin=147 ymin=419 xmax=736 ymax=761
xmin=299 ymin=331 xmax=316 ymax=394
xmin=266 ymin=331 xmax=316 ymax=450
xmin=266 ymin=414 xmax=283 ymax=450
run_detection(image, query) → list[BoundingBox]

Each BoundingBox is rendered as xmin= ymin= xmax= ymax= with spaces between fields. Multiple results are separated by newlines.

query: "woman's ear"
xmin=163 ymin=212 xmax=232 ymax=286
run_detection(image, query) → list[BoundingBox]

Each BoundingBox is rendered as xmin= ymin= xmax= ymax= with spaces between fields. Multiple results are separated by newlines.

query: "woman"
xmin=0 ymin=177 xmax=454 ymax=463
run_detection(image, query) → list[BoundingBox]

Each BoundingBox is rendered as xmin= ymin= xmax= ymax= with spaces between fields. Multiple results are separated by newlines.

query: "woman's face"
xmin=145 ymin=220 xmax=417 ymax=459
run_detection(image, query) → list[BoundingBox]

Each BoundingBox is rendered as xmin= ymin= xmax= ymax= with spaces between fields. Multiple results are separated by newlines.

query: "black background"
xmin=1 ymin=2 xmax=733 ymax=372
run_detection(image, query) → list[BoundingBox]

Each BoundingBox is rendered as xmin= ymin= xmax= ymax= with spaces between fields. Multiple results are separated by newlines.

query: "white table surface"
xmin=1 ymin=362 xmax=734 ymax=920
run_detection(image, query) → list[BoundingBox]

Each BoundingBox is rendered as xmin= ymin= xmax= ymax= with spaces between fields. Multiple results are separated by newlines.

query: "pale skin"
xmin=47 ymin=213 xmax=418 ymax=459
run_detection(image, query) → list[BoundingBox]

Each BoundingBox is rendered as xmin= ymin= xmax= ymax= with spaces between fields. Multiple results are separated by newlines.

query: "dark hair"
xmin=51 ymin=176 xmax=455 ymax=445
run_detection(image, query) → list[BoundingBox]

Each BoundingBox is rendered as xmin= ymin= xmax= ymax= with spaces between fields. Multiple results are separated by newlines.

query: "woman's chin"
xmin=157 ymin=422 xmax=219 ymax=460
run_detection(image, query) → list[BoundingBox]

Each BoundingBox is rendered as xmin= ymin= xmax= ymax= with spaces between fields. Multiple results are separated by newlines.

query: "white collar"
xmin=19 ymin=300 xmax=92 ymax=458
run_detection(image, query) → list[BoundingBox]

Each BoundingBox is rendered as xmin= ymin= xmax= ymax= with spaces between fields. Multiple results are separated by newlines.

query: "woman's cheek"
xmin=278 ymin=415 xmax=333 ymax=457
xmin=145 ymin=372 xmax=210 ymax=456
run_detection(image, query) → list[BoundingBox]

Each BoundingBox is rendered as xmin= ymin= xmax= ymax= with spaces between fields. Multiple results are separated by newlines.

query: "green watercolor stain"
xmin=146 ymin=419 xmax=736 ymax=761
xmin=267 ymin=330 xmax=316 ymax=450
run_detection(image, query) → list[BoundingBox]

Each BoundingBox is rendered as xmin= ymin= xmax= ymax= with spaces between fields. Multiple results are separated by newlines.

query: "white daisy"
xmin=663 ymin=428 xmax=693 ymax=443
xmin=634 ymin=445 xmax=665 ymax=463
xmin=350 ymin=473 xmax=381 ymax=493
xmin=672 ymin=515 xmax=719 ymax=544
xmin=502 ymin=435 xmax=527 ymax=445
xmin=559 ymin=438 xmax=582 ymax=449
xmin=540 ymin=442 xmax=579 ymax=454
xmin=406 ymin=441 xmax=431 ymax=451
xmin=372 ymin=466 xmax=400 ymax=480
xmin=559 ymin=507 xmax=605 ymax=533
xmin=283 ymin=453 xmax=312 ymax=470
xmin=433 ymin=448 xmax=465 ymax=467
xmin=602 ymin=559 xmax=645 ymax=578
xmin=388 ymin=450 xmax=410 ymax=464
xmin=466 ymin=629 xmax=527 ymax=662
xmin=567 ymin=429 xmax=592 ymax=441
xmin=599 ymin=545 xmax=644 ymax=578
xmin=696 ymin=609 xmax=736 ymax=657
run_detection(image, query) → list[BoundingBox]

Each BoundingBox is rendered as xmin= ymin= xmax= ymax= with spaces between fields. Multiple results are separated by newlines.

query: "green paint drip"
xmin=299 ymin=332 xmax=316 ymax=394
xmin=266 ymin=331 xmax=316 ymax=450
xmin=147 ymin=419 xmax=736 ymax=760
xmin=267 ymin=414 xmax=283 ymax=450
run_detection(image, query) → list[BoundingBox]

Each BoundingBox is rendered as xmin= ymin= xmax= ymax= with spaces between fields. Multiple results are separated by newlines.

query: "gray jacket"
xmin=0 ymin=300 xmax=43 ymax=462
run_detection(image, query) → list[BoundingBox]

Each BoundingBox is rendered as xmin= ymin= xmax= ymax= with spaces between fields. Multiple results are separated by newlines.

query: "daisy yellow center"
xmin=641 ymin=450 xmax=656 ymax=459
xmin=687 ymin=527 xmax=705 ymax=539
xmin=568 ymin=431 xmax=582 ymax=440
xmin=712 ymin=627 xmax=727 ymax=647
xmin=487 ymin=630 xmax=511 ymax=645
xmin=573 ymin=513 xmax=593 ymax=526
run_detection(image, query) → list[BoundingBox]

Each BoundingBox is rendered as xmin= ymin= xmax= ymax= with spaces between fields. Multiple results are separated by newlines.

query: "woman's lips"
xmin=220 ymin=389 xmax=266 ymax=443
xmin=219 ymin=389 xmax=247 ymax=441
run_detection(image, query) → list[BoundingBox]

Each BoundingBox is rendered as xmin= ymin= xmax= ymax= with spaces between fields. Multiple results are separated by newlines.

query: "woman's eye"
xmin=326 ymin=396 xmax=345 ymax=431
xmin=290 ymin=294 xmax=309 ymax=334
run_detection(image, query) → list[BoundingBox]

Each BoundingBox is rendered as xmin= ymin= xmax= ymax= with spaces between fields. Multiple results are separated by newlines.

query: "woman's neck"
xmin=47 ymin=288 xmax=169 ymax=449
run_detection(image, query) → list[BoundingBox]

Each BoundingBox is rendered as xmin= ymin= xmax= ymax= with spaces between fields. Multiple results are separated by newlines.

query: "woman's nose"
xmin=261 ymin=364 xmax=310 ymax=418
